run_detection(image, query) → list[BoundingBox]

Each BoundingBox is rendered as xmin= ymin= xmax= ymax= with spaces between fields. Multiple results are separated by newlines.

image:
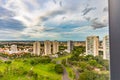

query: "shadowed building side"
xmin=67 ymin=40 xmax=73 ymax=53
xmin=86 ymin=36 xmax=99 ymax=56
xmin=103 ymin=35 xmax=110 ymax=60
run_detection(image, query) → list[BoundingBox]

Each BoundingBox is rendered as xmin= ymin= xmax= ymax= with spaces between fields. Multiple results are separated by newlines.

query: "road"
xmin=72 ymin=66 xmax=79 ymax=80
xmin=62 ymin=66 xmax=70 ymax=80
xmin=67 ymin=63 xmax=79 ymax=80
xmin=56 ymin=60 xmax=70 ymax=80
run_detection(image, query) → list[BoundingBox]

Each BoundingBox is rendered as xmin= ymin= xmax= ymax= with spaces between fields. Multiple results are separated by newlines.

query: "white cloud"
xmin=0 ymin=0 xmax=109 ymax=40
xmin=73 ymin=26 xmax=92 ymax=32
xmin=0 ymin=29 xmax=22 ymax=40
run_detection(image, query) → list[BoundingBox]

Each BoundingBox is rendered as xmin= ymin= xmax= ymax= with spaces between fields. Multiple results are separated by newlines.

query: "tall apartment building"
xmin=86 ymin=36 xmax=99 ymax=56
xmin=67 ymin=40 xmax=73 ymax=53
xmin=44 ymin=40 xmax=51 ymax=55
xmin=33 ymin=41 xmax=41 ymax=56
xmin=10 ymin=45 xmax=18 ymax=53
xmin=53 ymin=40 xmax=59 ymax=54
xmin=103 ymin=35 xmax=110 ymax=60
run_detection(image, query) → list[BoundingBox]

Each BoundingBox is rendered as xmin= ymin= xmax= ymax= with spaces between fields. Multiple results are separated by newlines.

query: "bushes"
xmin=54 ymin=64 xmax=64 ymax=74
xmin=4 ymin=61 xmax=12 ymax=64
xmin=27 ymin=70 xmax=34 ymax=77
xmin=27 ymin=70 xmax=38 ymax=80
xmin=79 ymin=71 xmax=98 ymax=80
xmin=79 ymin=71 xmax=109 ymax=80
xmin=30 ymin=60 xmax=38 ymax=65
xmin=0 ymin=71 xmax=3 ymax=78
xmin=30 ymin=57 xmax=52 ymax=65
xmin=62 ymin=59 xmax=66 ymax=66
xmin=88 ymin=60 xmax=98 ymax=66
xmin=12 ymin=67 xmax=28 ymax=76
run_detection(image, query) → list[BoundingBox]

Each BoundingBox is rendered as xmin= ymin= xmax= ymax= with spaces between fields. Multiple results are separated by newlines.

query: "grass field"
xmin=53 ymin=54 xmax=72 ymax=61
xmin=0 ymin=58 xmax=62 ymax=80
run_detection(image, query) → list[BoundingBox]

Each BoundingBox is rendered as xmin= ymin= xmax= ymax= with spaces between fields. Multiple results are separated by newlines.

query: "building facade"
xmin=44 ymin=40 xmax=51 ymax=55
xmin=103 ymin=35 xmax=110 ymax=60
xmin=53 ymin=40 xmax=59 ymax=54
xmin=33 ymin=41 xmax=41 ymax=56
xmin=10 ymin=45 xmax=18 ymax=53
xmin=67 ymin=40 xmax=73 ymax=53
xmin=86 ymin=36 xmax=99 ymax=56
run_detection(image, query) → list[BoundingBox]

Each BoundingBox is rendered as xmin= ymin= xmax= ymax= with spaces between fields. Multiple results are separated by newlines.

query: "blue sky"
xmin=0 ymin=0 xmax=109 ymax=41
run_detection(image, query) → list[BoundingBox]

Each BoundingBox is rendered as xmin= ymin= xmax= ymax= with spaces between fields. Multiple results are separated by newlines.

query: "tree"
xmin=62 ymin=59 xmax=66 ymax=66
xmin=54 ymin=64 xmax=64 ymax=74
xmin=0 ymin=71 xmax=3 ymax=78
xmin=30 ymin=60 xmax=38 ymax=65
xmin=4 ymin=61 xmax=12 ymax=65
xmin=88 ymin=60 xmax=98 ymax=66
xmin=27 ymin=70 xmax=34 ymax=77
xmin=84 ymin=55 xmax=95 ymax=61
xmin=33 ymin=73 xmax=38 ymax=80
xmin=94 ymin=56 xmax=104 ymax=65
xmin=79 ymin=71 xmax=98 ymax=80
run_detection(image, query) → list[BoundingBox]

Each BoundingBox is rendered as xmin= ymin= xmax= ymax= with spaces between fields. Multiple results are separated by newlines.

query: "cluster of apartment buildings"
xmin=33 ymin=35 xmax=110 ymax=60
xmin=86 ymin=35 xmax=109 ymax=60
xmin=0 ymin=35 xmax=109 ymax=60
xmin=0 ymin=41 xmax=80 ymax=55
xmin=32 ymin=40 xmax=74 ymax=56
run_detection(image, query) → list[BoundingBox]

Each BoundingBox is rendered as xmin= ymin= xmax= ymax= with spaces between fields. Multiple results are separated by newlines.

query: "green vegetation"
xmin=67 ymin=46 xmax=110 ymax=80
xmin=66 ymin=66 xmax=75 ymax=79
xmin=79 ymin=71 xmax=109 ymax=80
xmin=54 ymin=54 xmax=71 ymax=61
xmin=0 ymin=57 xmax=62 ymax=80
xmin=54 ymin=64 xmax=64 ymax=74
xmin=0 ymin=46 xmax=110 ymax=80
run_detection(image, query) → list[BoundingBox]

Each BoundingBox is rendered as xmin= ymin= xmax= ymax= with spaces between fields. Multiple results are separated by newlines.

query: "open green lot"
xmin=0 ymin=58 xmax=62 ymax=80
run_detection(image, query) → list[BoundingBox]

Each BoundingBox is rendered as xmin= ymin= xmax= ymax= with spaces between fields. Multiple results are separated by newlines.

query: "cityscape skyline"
xmin=0 ymin=0 xmax=108 ymax=41
xmin=0 ymin=0 xmax=110 ymax=80
xmin=0 ymin=35 xmax=109 ymax=60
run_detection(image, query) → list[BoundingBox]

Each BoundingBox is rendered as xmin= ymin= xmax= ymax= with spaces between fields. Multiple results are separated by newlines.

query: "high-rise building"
xmin=10 ymin=45 xmax=18 ymax=53
xmin=67 ymin=40 xmax=73 ymax=53
xmin=33 ymin=41 xmax=41 ymax=56
xmin=86 ymin=36 xmax=99 ymax=56
xmin=44 ymin=40 xmax=51 ymax=55
xmin=103 ymin=35 xmax=110 ymax=60
xmin=53 ymin=40 xmax=59 ymax=54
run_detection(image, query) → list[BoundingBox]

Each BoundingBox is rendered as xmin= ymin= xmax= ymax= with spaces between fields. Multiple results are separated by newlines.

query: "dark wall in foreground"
xmin=109 ymin=0 xmax=120 ymax=80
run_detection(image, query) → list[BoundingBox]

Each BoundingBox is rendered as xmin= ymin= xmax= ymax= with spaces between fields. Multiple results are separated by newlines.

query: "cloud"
xmin=0 ymin=29 xmax=23 ymax=40
xmin=84 ymin=17 xmax=91 ymax=21
xmin=20 ymin=24 xmax=59 ymax=39
xmin=0 ymin=7 xmax=15 ymax=18
xmin=18 ymin=25 xmax=63 ymax=40
xmin=59 ymin=1 xmax=63 ymax=7
xmin=82 ymin=7 xmax=96 ymax=15
xmin=91 ymin=17 xmax=108 ymax=29
xmin=73 ymin=26 xmax=92 ymax=32
xmin=91 ymin=18 xmax=98 ymax=22
xmin=0 ymin=0 xmax=109 ymax=40
xmin=103 ymin=7 xmax=108 ymax=12
xmin=91 ymin=21 xmax=107 ymax=29
xmin=40 ymin=10 xmax=66 ymax=21
xmin=0 ymin=19 xmax=25 ymax=31
xmin=53 ymin=0 xmax=56 ymax=4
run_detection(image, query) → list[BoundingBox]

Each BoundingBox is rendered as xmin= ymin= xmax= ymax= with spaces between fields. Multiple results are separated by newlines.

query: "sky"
xmin=0 ymin=0 xmax=109 ymax=41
